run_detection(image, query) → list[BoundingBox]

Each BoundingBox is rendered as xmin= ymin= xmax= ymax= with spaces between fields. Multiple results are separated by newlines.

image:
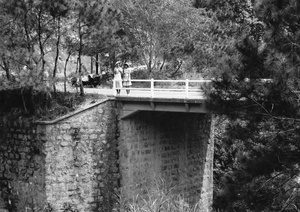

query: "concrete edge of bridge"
xmin=115 ymin=96 xmax=206 ymax=104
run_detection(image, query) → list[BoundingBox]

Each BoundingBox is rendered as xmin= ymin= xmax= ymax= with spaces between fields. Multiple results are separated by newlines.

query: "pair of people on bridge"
xmin=114 ymin=62 xmax=132 ymax=95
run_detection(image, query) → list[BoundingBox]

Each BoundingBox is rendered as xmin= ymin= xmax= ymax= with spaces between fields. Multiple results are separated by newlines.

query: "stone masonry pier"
xmin=119 ymin=111 xmax=214 ymax=210
xmin=0 ymin=99 xmax=118 ymax=212
xmin=0 ymin=97 xmax=214 ymax=211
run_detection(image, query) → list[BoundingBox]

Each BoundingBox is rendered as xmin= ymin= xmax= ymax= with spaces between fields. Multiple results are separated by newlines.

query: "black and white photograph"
xmin=0 ymin=0 xmax=300 ymax=211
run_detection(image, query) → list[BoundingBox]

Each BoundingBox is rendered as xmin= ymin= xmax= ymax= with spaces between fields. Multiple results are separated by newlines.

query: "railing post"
xmin=185 ymin=79 xmax=189 ymax=98
xmin=151 ymin=78 xmax=154 ymax=98
xmin=113 ymin=79 xmax=116 ymax=96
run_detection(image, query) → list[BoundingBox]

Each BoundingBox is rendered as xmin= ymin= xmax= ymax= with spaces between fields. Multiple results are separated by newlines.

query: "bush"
xmin=131 ymin=68 xmax=150 ymax=80
xmin=0 ymin=87 xmax=99 ymax=120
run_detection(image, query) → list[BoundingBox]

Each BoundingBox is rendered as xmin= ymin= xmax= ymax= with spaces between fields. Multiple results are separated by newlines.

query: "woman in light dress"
xmin=114 ymin=62 xmax=123 ymax=95
xmin=122 ymin=63 xmax=132 ymax=95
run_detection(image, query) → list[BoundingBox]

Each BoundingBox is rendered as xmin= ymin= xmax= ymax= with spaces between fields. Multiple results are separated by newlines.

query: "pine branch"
xmin=249 ymin=97 xmax=300 ymax=122
xmin=280 ymin=189 xmax=296 ymax=212
xmin=254 ymin=171 xmax=283 ymax=194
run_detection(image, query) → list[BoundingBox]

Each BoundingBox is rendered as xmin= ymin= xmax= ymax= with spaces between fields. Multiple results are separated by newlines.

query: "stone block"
xmin=62 ymin=134 xmax=72 ymax=141
xmin=60 ymin=141 xmax=69 ymax=147
xmin=89 ymin=134 xmax=98 ymax=140
xmin=82 ymin=135 xmax=89 ymax=140
xmin=61 ymin=123 xmax=70 ymax=130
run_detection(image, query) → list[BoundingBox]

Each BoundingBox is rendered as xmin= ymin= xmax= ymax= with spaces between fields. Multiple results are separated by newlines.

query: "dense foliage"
xmin=206 ymin=0 xmax=300 ymax=211
xmin=0 ymin=0 xmax=121 ymax=95
xmin=115 ymin=0 xmax=219 ymax=77
xmin=1 ymin=0 xmax=300 ymax=211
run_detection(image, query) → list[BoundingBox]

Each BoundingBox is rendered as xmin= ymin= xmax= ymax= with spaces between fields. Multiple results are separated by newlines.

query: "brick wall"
xmin=118 ymin=111 xmax=214 ymax=211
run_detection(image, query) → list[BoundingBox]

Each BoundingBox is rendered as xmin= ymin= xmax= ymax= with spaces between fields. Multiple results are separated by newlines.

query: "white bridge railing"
xmin=113 ymin=79 xmax=212 ymax=98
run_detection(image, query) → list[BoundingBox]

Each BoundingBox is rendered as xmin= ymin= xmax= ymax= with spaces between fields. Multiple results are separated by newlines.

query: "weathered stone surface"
xmin=0 ymin=121 xmax=45 ymax=212
xmin=43 ymin=101 xmax=119 ymax=212
xmin=0 ymin=100 xmax=119 ymax=212
xmin=1 ymin=99 xmax=214 ymax=212
xmin=118 ymin=112 xmax=214 ymax=212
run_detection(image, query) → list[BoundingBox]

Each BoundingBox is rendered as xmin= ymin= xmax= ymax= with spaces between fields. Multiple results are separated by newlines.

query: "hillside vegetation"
xmin=1 ymin=0 xmax=300 ymax=211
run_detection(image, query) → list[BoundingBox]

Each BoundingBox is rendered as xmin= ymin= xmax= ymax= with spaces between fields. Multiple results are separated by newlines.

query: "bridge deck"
xmin=113 ymin=79 xmax=211 ymax=99
xmin=63 ymin=79 xmax=211 ymax=118
xmin=116 ymin=96 xmax=208 ymax=119
xmin=112 ymin=79 xmax=211 ymax=119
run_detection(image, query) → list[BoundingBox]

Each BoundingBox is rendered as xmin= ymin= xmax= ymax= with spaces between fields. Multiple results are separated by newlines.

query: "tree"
xmin=0 ymin=0 xmax=68 ymax=90
xmin=66 ymin=0 xmax=121 ymax=95
xmin=117 ymin=0 xmax=218 ymax=78
xmin=208 ymin=0 xmax=300 ymax=211
xmin=47 ymin=0 xmax=69 ymax=94
xmin=116 ymin=0 xmax=167 ymax=74
xmin=192 ymin=0 xmax=265 ymax=77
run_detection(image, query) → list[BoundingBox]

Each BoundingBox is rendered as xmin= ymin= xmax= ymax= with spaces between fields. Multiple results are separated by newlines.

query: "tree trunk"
xmin=159 ymin=57 xmax=166 ymax=72
xmin=1 ymin=55 xmax=11 ymax=80
xmin=96 ymin=53 xmax=99 ymax=75
xmin=91 ymin=56 xmax=93 ymax=74
xmin=170 ymin=59 xmax=183 ymax=78
xmin=78 ymin=19 xmax=84 ymax=96
xmin=24 ymin=10 xmax=35 ymax=74
xmin=53 ymin=16 xmax=61 ymax=95
xmin=64 ymin=52 xmax=71 ymax=93
xmin=38 ymin=9 xmax=46 ymax=82
xmin=111 ymin=51 xmax=117 ymax=75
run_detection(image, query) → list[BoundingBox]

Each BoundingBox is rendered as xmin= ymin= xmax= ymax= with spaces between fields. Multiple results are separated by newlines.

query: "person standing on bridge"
xmin=123 ymin=63 xmax=132 ymax=95
xmin=114 ymin=61 xmax=123 ymax=95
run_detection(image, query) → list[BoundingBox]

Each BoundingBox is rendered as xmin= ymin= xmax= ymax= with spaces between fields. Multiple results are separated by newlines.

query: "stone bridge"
xmin=0 ymin=79 xmax=214 ymax=212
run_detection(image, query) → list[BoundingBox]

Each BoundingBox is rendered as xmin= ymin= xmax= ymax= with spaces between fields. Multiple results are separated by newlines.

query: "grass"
xmin=117 ymin=179 xmax=202 ymax=212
